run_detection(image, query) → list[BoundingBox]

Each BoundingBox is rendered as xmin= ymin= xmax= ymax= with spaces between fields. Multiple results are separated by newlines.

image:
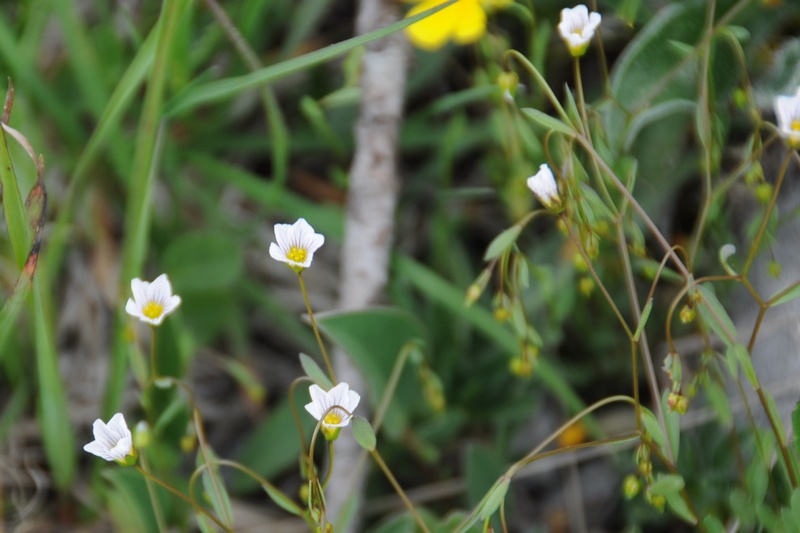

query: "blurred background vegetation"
xmin=1 ymin=0 xmax=800 ymax=531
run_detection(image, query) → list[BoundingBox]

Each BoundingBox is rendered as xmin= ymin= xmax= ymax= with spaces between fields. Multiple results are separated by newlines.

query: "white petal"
xmin=269 ymin=242 xmax=289 ymax=263
xmin=161 ymin=295 xmax=182 ymax=316
xmin=107 ymin=413 xmax=131 ymax=441
xmin=345 ymin=389 xmax=361 ymax=412
xmin=273 ymin=223 xmax=292 ymax=253
xmin=131 ymin=278 xmax=149 ymax=307
xmin=84 ymin=440 xmax=114 ymax=461
xmin=125 ymin=298 xmax=143 ymax=319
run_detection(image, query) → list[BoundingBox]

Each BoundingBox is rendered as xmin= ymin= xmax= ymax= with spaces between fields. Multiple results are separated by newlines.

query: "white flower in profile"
xmin=305 ymin=382 xmax=361 ymax=440
xmin=527 ymin=164 xmax=562 ymax=210
xmin=83 ymin=413 xmax=137 ymax=465
xmin=558 ymin=5 xmax=602 ymax=57
xmin=774 ymin=88 xmax=800 ymax=148
xmin=125 ymin=274 xmax=182 ymax=326
xmin=269 ymin=218 xmax=325 ymax=272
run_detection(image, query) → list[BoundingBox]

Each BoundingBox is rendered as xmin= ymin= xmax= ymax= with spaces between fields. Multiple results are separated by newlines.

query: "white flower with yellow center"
xmin=558 ymin=5 xmax=601 ymax=57
xmin=527 ymin=164 xmax=562 ymax=210
xmin=269 ymin=218 xmax=325 ymax=272
xmin=83 ymin=413 xmax=137 ymax=465
xmin=125 ymin=274 xmax=182 ymax=326
xmin=774 ymin=88 xmax=800 ymax=148
xmin=304 ymin=382 xmax=361 ymax=441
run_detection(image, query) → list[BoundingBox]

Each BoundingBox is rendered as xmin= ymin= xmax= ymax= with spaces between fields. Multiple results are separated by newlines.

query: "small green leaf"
xmin=633 ymin=298 xmax=653 ymax=342
xmin=352 ymin=416 xmax=376 ymax=451
xmin=702 ymin=515 xmax=725 ymax=533
xmin=483 ymin=225 xmax=522 ymax=261
xmin=262 ymin=483 xmax=303 ymax=516
xmin=299 ymin=353 xmax=333 ymax=389
xmin=733 ymin=344 xmax=758 ymax=389
xmin=769 ymin=281 xmax=800 ymax=307
xmin=520 ymin=108 xmax=575 ymax=136
xmin=665 ymin=490 xmax=697 ymax=524
xmin=696 ymin=284 xmax=737 ymax=347
xmin=792 ymin=401 xmax=800 ymax=458
xmin=649 ymin=473 xmax=684 ymax=496
xmin=478 ymin=478 xmax=510 ymax=520
xmin=641 ymin=407 xmax=667 ymax=456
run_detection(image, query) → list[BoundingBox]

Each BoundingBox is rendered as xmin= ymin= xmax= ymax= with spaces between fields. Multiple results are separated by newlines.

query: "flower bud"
xmin=622 ymin=474 xmax=641 ymax=499
xmin=769 ymin=260 xmax=782 ymax=278
xmin=526 ymin=164 xmax=562 ymax=211
xmin=497 ymin=71 xmax=519 ymax=103
xmin=679 ymin=304 xmax=696 ymax=324
xmin=755 ymin=182 xmax=773 ymax=204
xmin=493 ymin=306 xmax=510 ymax=322
xmin=668 ymin=392 xmax=689 ymax=415
xmin=579 ymin=276 xmax=594 ymax=297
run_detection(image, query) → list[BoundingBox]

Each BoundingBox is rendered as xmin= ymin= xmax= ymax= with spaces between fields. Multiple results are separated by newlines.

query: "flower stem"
xmin=149 ymin=325 xmax=158 ymax=380
xmin=297 ymin=272 xmax=337 ymax=383
xmin=370 ymin=449 xmax=432 ymax=533
xmin=135 ymin=465 xmax=233 ymax=532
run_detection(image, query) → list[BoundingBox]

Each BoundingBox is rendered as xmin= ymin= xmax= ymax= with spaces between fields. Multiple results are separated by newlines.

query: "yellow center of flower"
xmin=791 ymin=119 xmax=800 ymax=131
xmin=142 ymin=301 xmax=164 ymax=320
xmin=286 ymin=246 xmax=307 ymax=263
xmin=323 ymin=412 xmax=342 ymax=427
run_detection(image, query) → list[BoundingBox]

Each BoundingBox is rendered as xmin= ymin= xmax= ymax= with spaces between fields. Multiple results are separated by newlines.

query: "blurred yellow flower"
xmin=405 ymin=0 xmax=487 ymax=51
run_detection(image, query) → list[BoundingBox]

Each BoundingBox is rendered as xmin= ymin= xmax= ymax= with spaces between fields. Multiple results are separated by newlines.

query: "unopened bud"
xmin=755 ymin=182 xmax=773 ymax=204
xmin=579 ymin=276 xmax=594 ymax=297
xmin=494 ymin=307 xmax=510 ymax=322
xmin=497 ymin=71 xmax=519 ymax=103
xmin=509 ymin=357 xmax=534 ymax=378
xmin=769 ymin=260 xmax=782 ymax=279
xmin=668 ymin=392 xmax=689 ymax=415
xmin=134 ymin=421 xmax=152 ymax=450
xmin=622 ymin=474 xmax=641 ymax=499
xmin=679 ymin=305 xmax=696 ymax=324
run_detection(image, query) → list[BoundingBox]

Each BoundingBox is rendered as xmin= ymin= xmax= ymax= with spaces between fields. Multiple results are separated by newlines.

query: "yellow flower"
xmin=405 ymin=0 xmax=487 ymax=51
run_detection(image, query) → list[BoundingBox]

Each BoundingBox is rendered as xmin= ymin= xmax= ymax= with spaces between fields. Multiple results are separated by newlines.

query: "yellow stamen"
xmin=323 ymin=412 xmax=342 ymax=427
xmin=286 ymin=246 xmax=307 ymax=263
xmin=142 ymin=301 xmax=164 ymax=320
xmin=791 ymin=118 xmax=800 ymax=131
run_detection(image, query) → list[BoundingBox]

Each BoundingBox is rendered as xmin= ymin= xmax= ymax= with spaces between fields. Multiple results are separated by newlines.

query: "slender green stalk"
xmin=136 ymin=465 xmax=233 ymax=532
xmin=505 ymin=50 xmax=570 ymax=125
xmin=149 ymin=326 xmax=158 ymax=380
xmin=297 ymin=272 xmax=336 ymax=382
xmin=370 ymin=449 xmax=432 ymax=533
xmin=371 ymin=341 xmax=416 ymax=432
xmin=139 ymin=455 xmax=167 ymax=533
xmin=103 ymin=0 xmax=188 ymax=418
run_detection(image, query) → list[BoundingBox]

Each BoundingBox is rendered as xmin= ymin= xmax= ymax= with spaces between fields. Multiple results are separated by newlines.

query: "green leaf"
xmin=197 ymin=445 xmax=234 ymax=528
xmin=702 ymin=515 xmax=725 ymax=533
xmin=696 ymin=284 xmax=737 ymax=347
xmin=732 ymin=343 xmax=758 ymax=389
xmin=167 ymin=0 xmax=458 ymax=115
xmin=623 ymin=100 xmax=695 ymax=151
xmin=314 ymin=307 xmax=427 ymax=440
xmin=162 ymin=232 xmax=244 ymax=293
xmin=262 ymin=483 xmax=303 ymax=516
xmin=641 ymin=407 xmax=667 ymax=456
xmin=769 ymin=281 xmax=800 ymax=307
xmin=352 ymin=416 xmax=376 ymax=451
xmin=299 ymin=353 xmax=333 ymax=389
xmin=478 ymin=478 xmax=510 ymax=521
xmin=792 ymin=401 xmax=800 ymax=458
xmin=0 ymin=111 xmax=32 ymax=268
xmin=633 ymin=298 xmax=653 ymax=342
xmin=649 ymin=473 xmax=684 ymax=496
xmin=520 ymin=108 xmax=575 ymax=136
xmin=483 ymin=225 xmax=522 ymax=261
xmin=665 ymin=490 xmax=697 ymax=524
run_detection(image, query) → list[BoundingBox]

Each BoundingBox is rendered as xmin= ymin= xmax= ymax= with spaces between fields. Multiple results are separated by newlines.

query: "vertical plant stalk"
xmin=103 ymin=0 xmax=187 ymax=417
xmin=326 ymin=0 xmax=409 ymax=527
xmin=298 ymin=272 xmax=336 ymax=382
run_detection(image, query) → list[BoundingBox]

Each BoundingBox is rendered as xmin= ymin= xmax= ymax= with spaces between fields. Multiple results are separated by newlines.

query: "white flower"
xmin=774 ymin=88 xmax=800 ymax=148
xmin=527 ymin=164 xmax=561 ymax=210
xmin=83 ymin=413 xmax=136 ymax=464
xmin=269 ymin=218 xmax=325 ymax=271
xmin=305 ymin=382 xmax=361 ymax=430
xmin=125 ymin=274 xmax=182 ymax=326
xmin=558 ymin=5 xmax=601 ymax=57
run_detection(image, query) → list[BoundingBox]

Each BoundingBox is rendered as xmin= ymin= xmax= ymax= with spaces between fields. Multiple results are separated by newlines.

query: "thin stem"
xmin=504 ymin=50 xmax=570 ymax=124
xmin=689 ymin=0 xmax=718 ymax=263
xmin=136 ymin=466 xmax=233 ymax=532
xmin=372 ymin=341 xmax=415 ymax=432
xmin=562 ymin=215 xmax=632 ymax=337
xmin=575 ymin=135 xmax=690 ymax=279
xmin=616 ymin=223 xmax=670 ymax=460
xmin=370 ymin=449 xmax=432 ymax=533
xmin=297 ymin=272 xmax=336 ymax=382
xmin=149 ymin=325 xmax=158 ymax=380
xmin=194 ymin=408 xmax=235 ymax=527
xmin=742 ymin=150 xmax=792 ymax=276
